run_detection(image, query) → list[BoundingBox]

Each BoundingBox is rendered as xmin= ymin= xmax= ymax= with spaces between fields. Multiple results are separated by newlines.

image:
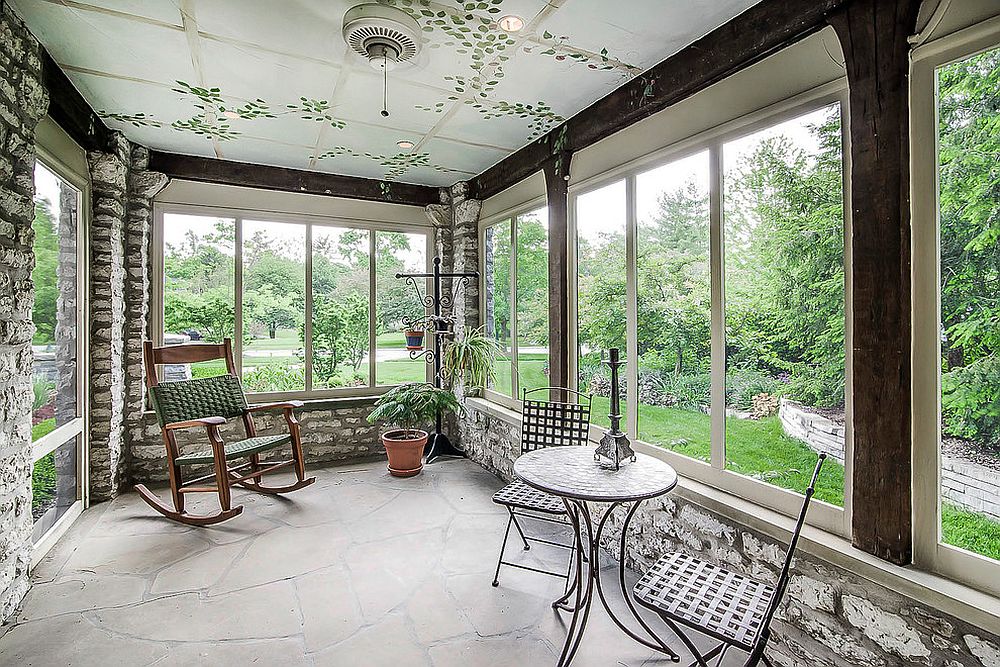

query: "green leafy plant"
xmin=441 ymin=326 xmax=502 ymax=391
xmin=33 ymin=380 xmax=54 ymax=412
xmin=367 ymin=383 xmax=464 ymax=437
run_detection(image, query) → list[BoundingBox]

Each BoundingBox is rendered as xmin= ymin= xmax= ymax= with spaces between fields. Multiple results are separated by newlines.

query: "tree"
xmin=308 ymin=293 xmax=369 ymax=385
xmin=31 ymin=198 xmax=58 ymax=343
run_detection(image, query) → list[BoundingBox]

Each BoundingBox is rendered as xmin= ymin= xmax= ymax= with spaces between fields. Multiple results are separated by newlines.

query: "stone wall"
xmin=780 ymin=400 xmax=1000 ymax=522
xmin=87 ymin=137 xmax=167 ymax=502
xmin=0 ymin=2 xmax=48 ymax=623
xmin=457 ymin=400 xmax=1000 ymax=667
xmin=130 ymin=399 xmax=384 ymax=484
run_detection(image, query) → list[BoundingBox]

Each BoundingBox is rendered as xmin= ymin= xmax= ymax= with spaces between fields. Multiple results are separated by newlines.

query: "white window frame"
xmin=30 ymin=144 xmax=90 ymax=566
xmin=911 ymin=15 xmax=1000 ymax=598
xmin=568 ymin=82 xmax=853 ymax=537
xmin=152 ymin=202 xmax=432 ymax=401
xmin=479 ymin=196 xmax=548 ymax=410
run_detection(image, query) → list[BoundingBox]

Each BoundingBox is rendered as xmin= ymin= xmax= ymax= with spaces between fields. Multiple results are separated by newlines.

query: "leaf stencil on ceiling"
xmin=98 ymin=82 xmax=349 ymax=143
xmin=315 ymin=147 xmax=455 ymax=181
xmin=381 ymin=0 xmax=638 ymax=139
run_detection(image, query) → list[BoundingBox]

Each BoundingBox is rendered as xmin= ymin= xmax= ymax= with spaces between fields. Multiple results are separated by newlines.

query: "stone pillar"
xmin=87 ymin=134 xmax=130 ymax=502
xmin=0 ymin=3 xmax=49 ymax=622
xmin=87 ymin=136 xmax=167 ymax=503
xmin=450 ymin=182 xmax=481 ymax=335
xmin=54 ymin=181 xmax=78 ymax=427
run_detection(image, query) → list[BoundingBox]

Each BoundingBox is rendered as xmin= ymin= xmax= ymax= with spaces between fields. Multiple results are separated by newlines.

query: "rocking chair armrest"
xmin=246 ymin=400 xmax=304 ymax=413
xmin=164 ymin=416 xmax=227 ymax=431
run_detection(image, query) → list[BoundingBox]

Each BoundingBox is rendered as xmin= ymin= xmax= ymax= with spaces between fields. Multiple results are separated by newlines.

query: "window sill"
xmin=462 ymin=396 xmax=1000 ymax=633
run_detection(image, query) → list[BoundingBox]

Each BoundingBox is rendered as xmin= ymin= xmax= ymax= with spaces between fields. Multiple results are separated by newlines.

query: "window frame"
xmin=30 ymin=139 xmax=90 ymax=566
xmin=567 ymin=82 xmax=853 ymax=537
xmin=152 ymin=201 xmax=433 ymax=401
xmin=479 ymin=196 xmax=548 ymax=410
xmin=911 ymin=16 xmax=1000 ymax=598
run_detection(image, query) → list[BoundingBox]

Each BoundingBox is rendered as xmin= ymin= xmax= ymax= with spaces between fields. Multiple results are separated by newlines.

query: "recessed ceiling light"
xmin=222 ymin=110 xmax=240 ymax=119
xmin=396 ymin=139 xmax=415 ymax=149
xmin=497 ymin=15 xmax=524 ymax=32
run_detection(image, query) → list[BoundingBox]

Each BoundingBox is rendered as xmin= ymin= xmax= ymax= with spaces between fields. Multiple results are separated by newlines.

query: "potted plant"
xmin=441 ymin=326 xmax=502 ymax=396
xmin=367 ymin=383 xmax=463 ymax=477
xmin=403 ymin=324 xmax=425 ymax=350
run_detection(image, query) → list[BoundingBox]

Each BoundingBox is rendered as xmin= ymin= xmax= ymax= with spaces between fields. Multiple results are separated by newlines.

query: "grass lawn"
xmin=32 ymin=417 xmax=57 ymax=442
xmin=942 ymin=504 xmax=1000 ymax=560
xmin=493 ymin=353 xmax=548 ymax=398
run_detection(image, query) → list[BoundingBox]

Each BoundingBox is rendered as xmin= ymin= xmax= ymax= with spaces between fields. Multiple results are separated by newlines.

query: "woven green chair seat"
xmin=175 ymin=434 xmax=292 ymax=466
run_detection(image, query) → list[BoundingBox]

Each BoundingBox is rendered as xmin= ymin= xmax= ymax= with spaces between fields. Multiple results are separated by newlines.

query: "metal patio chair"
xmin=632 ymin=454 xmax=827 ymax=667
xmin=134 ymin=338 xmax=315 ymax=526
xmin=491 ymin=387 xmax=592 ymax=588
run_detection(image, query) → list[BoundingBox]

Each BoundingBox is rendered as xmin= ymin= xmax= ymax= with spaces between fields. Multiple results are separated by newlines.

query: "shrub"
xmin=725 ymin=367 xmax=782 ymax=411
xmin=942 ymin=354 xmax=1000 ymax=451
xmin=32 ymin=380 xmax=54 ymax=411
xmin=242 ymin=365 xmax=305 ymax=393
xmin=783 ymin=361 xmax=845 ymax=408
xmin=657 ymin=372 xmax=711 ymax=411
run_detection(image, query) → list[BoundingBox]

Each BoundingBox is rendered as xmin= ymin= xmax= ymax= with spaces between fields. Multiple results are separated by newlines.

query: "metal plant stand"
xmin=397 ymin=256 xmax=478 ymax=464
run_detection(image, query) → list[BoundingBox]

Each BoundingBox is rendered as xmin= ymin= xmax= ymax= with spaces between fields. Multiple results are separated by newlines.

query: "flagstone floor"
xmin=0 ymin=458 xmax=727 ymax=666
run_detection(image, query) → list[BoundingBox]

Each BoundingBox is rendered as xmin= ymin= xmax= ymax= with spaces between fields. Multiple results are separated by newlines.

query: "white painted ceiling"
xmin=13 ymin=0 xmax=761 ymax=186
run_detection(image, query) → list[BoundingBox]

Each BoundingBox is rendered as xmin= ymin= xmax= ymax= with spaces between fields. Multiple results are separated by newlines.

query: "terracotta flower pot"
xmin=381 ymin=429 xmax=428 ymax=477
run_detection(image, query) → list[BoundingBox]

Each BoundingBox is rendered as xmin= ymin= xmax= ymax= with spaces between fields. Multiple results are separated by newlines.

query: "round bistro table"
xmin=514 ymin=447 xmax=680 ymax=666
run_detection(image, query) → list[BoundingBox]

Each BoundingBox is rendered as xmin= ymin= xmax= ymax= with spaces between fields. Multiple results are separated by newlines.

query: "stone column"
xmin=0 ymin=3 xmax=49 ymax=622
xmin=87 ymin=134 xmax=130 ymax=502
xmin=449 ymin=182 xmax=481 ymax=335
xmin=54 ymin=181 xmax=78 ymax=427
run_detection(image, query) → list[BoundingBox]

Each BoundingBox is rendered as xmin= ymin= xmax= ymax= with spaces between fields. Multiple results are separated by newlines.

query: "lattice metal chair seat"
xmin=632 ymin=454 xmax=827 ymax=667
xmin=492 ymin=479 xmax=567 ymax=515
xmin=492 ymin=387 xmax=592 ymax=589
xmin=634 ymin=552 xmax=774 ymax=650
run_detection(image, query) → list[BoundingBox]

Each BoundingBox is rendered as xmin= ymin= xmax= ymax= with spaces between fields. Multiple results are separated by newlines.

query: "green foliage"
xmin=33 ymin=380 xmax=54 ymax=411
xmin=31 ymin=198 xmax=58 ymax=344
xmin=308 ymin=293 xmax=369 ymax=384
xmin=242 ymin=365 xmax=304 ymax=393
xmin=442 ymin=326 xmax=502 ymax=389
xmin=942 ymin=503 xmax=1000 ymax=560
xmin=367 ymin=383 xmax=463 ymax=435
xmin=936 ymin=48 xmax=1000 ymax=454
xmin=32 ymin=417 xmax=56 ymax=442
xmin=32 ymin=452 xmax=56 ymax=513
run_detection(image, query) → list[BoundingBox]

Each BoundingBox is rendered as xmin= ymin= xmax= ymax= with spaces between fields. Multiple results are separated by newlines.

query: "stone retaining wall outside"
xmin=457 ymin=399 xmax=1000 ymax=667
xmin=779 ymin=400 xmax=1000 ymax=521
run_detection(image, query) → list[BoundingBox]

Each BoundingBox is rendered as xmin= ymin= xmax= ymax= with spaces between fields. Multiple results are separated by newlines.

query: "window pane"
xmin=32 ymin=435 xmax=80 ymax=542
xmin=937 ymin=47 xmax=1000 ymax=561
xmin=375 ymin=231 xmax=428 ymax=385
xmin=577 ymin=180 xmax=627 ymax=429
xmin=162 ymin=213 xmax=236 ymax=380
xmin=516 ymin=208 xmax=549 ymax=397
xmin=31 ymin=163 xmax=80 ymax=440
xmin=723 ymin=105 xmax=846 ymax=505
xmin=242 ymin=220 xmax=306 ymax=392
xmin=636 ymin=151 xmax=711 ymax=462
xmin=484 ymin=222 xmax=513 ymax=396
xmin=312 ymin=227 xmax=371 ymax=389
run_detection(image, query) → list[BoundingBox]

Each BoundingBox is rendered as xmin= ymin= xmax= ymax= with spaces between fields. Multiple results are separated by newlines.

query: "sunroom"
xmin=1 ymin=0 xmax=1000 ymax=665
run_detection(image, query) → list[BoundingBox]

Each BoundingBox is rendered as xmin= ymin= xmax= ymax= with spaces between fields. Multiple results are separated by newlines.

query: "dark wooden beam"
xmin=149 ymin=152 xmax=441 ymax=207
xmin=41 ymin=51 xmax=113 ymax=152
xmin=471 ymin=0 xmax=847 ymax=199
xmin=829 ymin=0 xmax=921 ymax=566
xmin=543 ymin=152 xmax=571 ymax=398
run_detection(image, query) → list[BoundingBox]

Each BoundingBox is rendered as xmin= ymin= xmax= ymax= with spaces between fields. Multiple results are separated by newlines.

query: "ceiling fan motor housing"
xmin=342 ymin=3 xmax=421 ymax=70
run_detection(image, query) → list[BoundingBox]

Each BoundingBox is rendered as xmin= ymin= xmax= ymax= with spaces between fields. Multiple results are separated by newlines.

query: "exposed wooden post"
xmin=543 ymin=152 xmax=572 ymax=399
xmin=829 ymin=0 xmax=921 ymax=566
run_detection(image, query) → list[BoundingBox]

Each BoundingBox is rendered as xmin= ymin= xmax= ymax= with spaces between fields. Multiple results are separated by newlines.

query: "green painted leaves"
xmin=315 ymin=146 xmax=454 ymax=181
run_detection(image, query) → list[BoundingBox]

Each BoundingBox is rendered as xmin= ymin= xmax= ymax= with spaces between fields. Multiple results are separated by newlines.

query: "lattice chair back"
xmin=519 ymin=387 xmax=592 ymax=454
xmin=149 ymin=375 xmax=248 ymax=427
xmin=749 ymin=453 xmax=827 ymax=661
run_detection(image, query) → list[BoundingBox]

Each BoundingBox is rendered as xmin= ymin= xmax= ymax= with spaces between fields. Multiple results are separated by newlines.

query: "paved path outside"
xmin=1 ymin=458 xmax=728 ymax=666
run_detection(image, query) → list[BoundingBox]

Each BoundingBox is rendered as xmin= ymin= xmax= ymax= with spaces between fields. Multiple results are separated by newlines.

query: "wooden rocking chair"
xmin=134 ymin=338 xmax=315 ymax=525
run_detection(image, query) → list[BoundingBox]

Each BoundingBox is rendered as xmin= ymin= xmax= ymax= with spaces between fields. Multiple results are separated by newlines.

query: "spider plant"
xmin=441 ymin=326 xmax=503 ymax=392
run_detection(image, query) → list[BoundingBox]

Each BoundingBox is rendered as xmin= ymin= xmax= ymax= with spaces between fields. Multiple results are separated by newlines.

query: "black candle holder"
xmin=594 ymin=347 xmax=636 ymax=470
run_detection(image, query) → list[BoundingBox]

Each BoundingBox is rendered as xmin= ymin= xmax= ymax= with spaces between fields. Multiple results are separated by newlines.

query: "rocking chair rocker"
xmin=134 ymin=338 xmax=315 ymax=525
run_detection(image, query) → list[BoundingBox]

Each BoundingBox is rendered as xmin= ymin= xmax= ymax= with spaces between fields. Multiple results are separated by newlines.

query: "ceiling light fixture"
xmin=497 ymin=15 xmax=524 ymax=32
xmin=396 ymin=139 xmax=415 ymax=150
xmin=343 ymin=4 xmax=422 ymax=118
xmin=221 ymin=110 xmax=240 ymax=120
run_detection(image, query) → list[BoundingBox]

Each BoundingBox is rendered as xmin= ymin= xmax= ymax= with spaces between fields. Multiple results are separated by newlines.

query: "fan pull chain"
xmin=381 ymin=56 xmax=389 ymax=118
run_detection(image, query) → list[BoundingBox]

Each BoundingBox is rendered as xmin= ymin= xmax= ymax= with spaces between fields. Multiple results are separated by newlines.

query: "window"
xmin=576 ymin=181 xmax=626 ymax=428
xmin=482 ymin=206 xmax=550 ymax=402
xmin=570 ymin=94 xmax=849 ymax=533
xmin=912 ymin=35 xmax=1000 ymax=596
xmin=31 ymin=158 xmax=86 ymax=545
xmin=156 ymin=210 xmax=430 ymax=396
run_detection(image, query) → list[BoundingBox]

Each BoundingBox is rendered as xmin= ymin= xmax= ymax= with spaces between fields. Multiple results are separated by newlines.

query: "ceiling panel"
xmin=12 ymin=0 xmax=763 ymax=186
